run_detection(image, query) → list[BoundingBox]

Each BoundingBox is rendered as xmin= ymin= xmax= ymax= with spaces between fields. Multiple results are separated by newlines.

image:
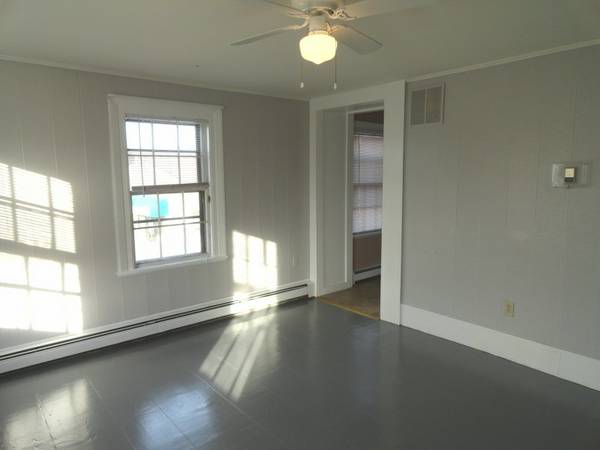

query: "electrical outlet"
xmin=504 ymin=301 xmax=515 ymax=318
xmin=291 ymin=255 xmax=298 ymax=268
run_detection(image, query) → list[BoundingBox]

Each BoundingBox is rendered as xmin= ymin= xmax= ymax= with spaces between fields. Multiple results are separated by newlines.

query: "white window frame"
xmin=108 ymin=95 xmax=227 ymax=276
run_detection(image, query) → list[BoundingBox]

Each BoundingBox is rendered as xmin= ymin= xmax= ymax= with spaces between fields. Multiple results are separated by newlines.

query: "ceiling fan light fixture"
xmin=299 ymin=30 xmax=337 ymax=65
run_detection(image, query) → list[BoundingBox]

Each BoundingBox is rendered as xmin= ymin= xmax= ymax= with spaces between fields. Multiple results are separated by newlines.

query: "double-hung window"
xmin=108 ymin=96 xmax=226 ymax=274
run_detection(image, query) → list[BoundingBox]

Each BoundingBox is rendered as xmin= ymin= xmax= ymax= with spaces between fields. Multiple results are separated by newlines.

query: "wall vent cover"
xmin=410 ymin=84 xmax=444 ymax=125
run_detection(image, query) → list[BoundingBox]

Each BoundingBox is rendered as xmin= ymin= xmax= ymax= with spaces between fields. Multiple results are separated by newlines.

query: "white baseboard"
xmin=400 ymin=304 xmax=600 ymax=392
xmin=0 ymin=282 xmax=308 ymax=375
xmin=353 ymin=266 xmax=380 ymax=282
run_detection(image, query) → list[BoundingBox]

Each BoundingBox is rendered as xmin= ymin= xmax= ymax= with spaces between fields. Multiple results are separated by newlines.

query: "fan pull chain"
xmin=333 ymin=54 xmax=338 ymax=91
xmin=300 ymin=57 xmax=305 ymax=89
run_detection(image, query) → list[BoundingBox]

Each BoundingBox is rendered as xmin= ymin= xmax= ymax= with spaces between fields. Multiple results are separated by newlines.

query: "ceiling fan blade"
xmin=262 ymin=0 xmax=308 ymax=15
xmin=331 ymin=23 xmax=382 ymax=54
xmin=231 ymin=23 xmax=307 ymax=46
xmin=344 ymin=0 xmax=438 ymax=19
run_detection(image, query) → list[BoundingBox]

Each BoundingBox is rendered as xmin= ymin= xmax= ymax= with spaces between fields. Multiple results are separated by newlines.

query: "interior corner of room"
xmin=1 ymin=1 xmax=600 ymax=448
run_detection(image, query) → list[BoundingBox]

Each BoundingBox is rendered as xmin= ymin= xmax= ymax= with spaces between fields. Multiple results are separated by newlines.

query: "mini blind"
xmin=353 ymin=133 xmax=383 ymax=233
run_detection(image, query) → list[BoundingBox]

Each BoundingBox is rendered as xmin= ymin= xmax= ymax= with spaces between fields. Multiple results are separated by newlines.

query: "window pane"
xmin=125 ymin=121 xmax=140 ymax=149
xmin=178 ymin=125 xmax=197 ymax=151
xmin=159 ymin=193 xmax=184 ymax=219
xmin=140 ymin=123 xmax=153 ymax=149
xmin=183 ymin=192 xmax=200 ymax=217
xmin=161 ymin=224 xmax=185 ymax=257
xmin=132 ymin=195 xmax=159 ymax=221
xmin=185 ymin=223 xmax=201 ymax=254
xmin=128 ymin=153 xmax=155 ymax=187
xmin=179 ymin=156 xmax=198 ymax=184
xmin=134 ymin=227 xmax=161 ymax=261
xmin=153 ymin=123 xmax=178 ymax=150
xmin=155 ymin=154 xmax=180 ymax=185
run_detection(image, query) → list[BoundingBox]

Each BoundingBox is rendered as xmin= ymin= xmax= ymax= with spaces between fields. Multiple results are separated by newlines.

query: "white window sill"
xmin=117 ymin=254 xmax=228 ymax=277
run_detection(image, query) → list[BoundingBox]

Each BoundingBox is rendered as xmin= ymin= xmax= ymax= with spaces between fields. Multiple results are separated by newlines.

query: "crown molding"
xmin=407 ymin=39 xmax=600 ymax=83
xmin=0 ymin=54 xmax=307 ymax=102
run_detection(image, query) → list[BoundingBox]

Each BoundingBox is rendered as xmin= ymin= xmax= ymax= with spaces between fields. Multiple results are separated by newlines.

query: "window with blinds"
xmin=353 ymin=133 xmax=383 ymax=234
xmin=124 ymin=119 xmax=209 ymax=264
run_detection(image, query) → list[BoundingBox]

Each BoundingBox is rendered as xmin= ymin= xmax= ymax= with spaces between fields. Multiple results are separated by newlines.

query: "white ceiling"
xmin=1 ymin=0 xmax=600 ymax=99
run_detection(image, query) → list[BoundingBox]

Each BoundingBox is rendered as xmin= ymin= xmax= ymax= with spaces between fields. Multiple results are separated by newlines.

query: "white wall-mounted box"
xmin=551 ymin=162 xmax=590 ymax=188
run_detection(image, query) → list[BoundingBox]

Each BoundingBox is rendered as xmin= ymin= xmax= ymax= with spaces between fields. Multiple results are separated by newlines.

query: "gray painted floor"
xmin=1 ymin=299 xmax=599 ymax=450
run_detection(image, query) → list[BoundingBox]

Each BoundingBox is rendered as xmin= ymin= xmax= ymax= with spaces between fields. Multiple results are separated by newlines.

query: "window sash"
xmin=129 ymin=189 xmax=208 ymax=265
xmin=125 ymin=119 xmax=207 ymax=189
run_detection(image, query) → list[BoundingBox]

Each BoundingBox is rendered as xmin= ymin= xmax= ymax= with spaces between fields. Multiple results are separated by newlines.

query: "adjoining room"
xmin=320 ymin=110 xmax=383 ymax=319
xmin=1 ymin=1 xmax=599 ymax=449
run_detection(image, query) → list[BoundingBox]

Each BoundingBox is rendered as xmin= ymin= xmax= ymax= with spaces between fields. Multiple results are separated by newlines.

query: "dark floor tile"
xmin=1 ymin=300 xmax=599 ymax=450
xmin=195 ymin=425 xmax=283 ymax=450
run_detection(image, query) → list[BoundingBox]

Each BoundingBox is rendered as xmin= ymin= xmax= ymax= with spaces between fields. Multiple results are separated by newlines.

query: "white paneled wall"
xmin=0 ymin=60 xmax=308 ymax=352
xmin=404 ymin=45 xmax=600 ymax=360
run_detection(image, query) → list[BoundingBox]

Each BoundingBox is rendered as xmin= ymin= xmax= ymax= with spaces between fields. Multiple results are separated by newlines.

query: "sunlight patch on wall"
xmin=232 ymin=231 xmax=278 ymax=291
xmin=0 ymin=163 xmax=75 ymax=253
xmin=0 ymin=253 xmax=82 ymax=334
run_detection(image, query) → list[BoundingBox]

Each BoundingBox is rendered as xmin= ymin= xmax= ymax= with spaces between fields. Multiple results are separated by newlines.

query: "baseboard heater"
xmin=0 ymin=282 xmax=308 ymax=375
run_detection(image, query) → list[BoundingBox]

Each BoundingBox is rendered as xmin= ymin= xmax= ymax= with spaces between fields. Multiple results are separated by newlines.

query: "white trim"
xmin=0 ymin=54 xmax=306 ymax=102
xmin=400 ymin=304 xmax=600 ymax=392
xmin=107 ymin=95 xmax=227 ymax=274
xmin=345 ymin=115 xmax=355 ymax=292
xmin=353 ymin=267 xmax=380 ymax=282
xmin=117 ymin=254 xmax=228 ymax=277
xmin=309 ymin=81 xmax=405 ymax=326
xmin=407 ymin=39 xmax=600 ymax=82
xmin=0 ymin=281 xmax=308 ymax=374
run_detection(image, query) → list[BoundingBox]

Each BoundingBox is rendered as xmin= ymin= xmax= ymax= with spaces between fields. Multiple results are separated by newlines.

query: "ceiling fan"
xmin=231 ymin=0 xmax=415 ymax=65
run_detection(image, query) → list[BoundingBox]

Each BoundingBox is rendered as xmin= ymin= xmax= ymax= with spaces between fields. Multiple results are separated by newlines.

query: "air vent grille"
xmin=410 ymin=84 xmax=444 ymax=125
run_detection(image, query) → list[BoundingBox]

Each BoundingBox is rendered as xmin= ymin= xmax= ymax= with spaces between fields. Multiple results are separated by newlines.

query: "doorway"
xmin=319 ymin=110 xmax=383 ymax=319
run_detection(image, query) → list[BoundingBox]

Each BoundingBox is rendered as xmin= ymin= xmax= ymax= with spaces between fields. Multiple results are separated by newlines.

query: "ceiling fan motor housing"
xmin=291 ymin=0 xmax=346 ymax=12
xmin=308 ymin=15 xmax=329 ymax=33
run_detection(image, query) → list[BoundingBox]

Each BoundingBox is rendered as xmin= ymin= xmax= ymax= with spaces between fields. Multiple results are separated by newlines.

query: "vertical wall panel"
xmin=404 ymin=45 xmax=600 ymax=360
xmin=0 ymin=60 xmax=309 ymax=352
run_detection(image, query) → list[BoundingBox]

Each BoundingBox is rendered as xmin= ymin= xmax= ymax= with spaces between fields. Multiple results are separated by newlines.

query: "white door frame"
xmin=346 ymin=108 xmax=384 ymax=287
xmin=309 ymin=81 xmax=406 ymax=325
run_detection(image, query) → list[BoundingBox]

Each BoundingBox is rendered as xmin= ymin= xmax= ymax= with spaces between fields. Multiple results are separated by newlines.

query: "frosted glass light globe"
xmin=299 ymin=31 xmax=337 ymax=65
